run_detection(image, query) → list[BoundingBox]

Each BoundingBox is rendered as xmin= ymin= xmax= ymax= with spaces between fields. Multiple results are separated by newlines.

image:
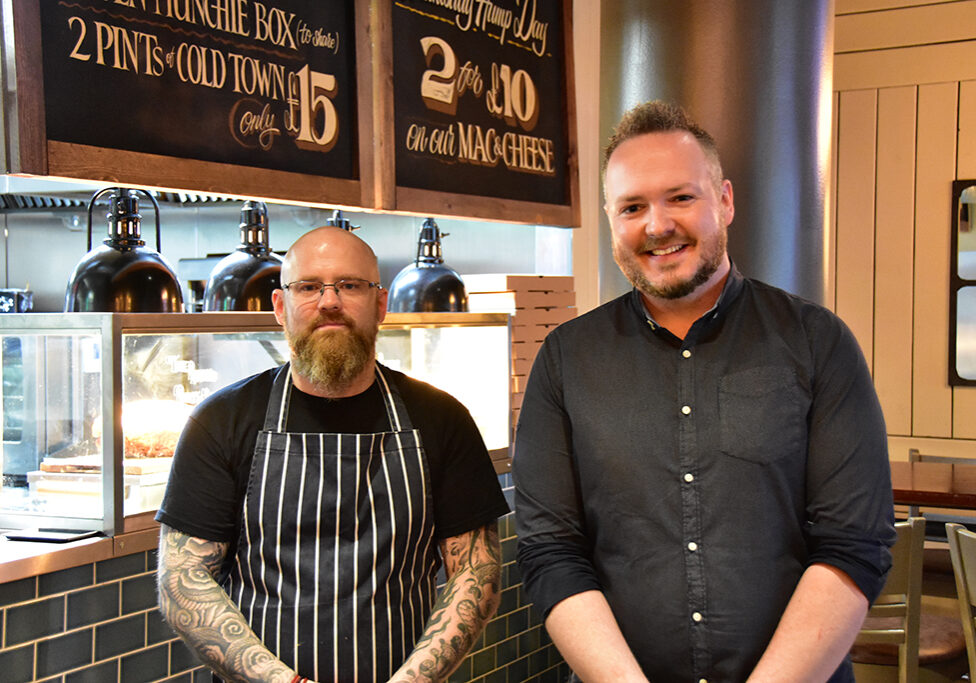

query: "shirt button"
xmin=681 ymin=405 xmax=692 ymax=415
xmin=688 ymin=541 xmax=698 ymax=551
xmin=684 ymin=473 xmax=694 ymax=483
xmin=692 ymin=611 xmax=703 ymax=622
xmin=682 ymin=349 xmax=692 ymax=358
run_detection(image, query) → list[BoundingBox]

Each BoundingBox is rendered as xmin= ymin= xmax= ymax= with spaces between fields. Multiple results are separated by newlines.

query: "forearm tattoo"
xmin=156 ymin=525 xmax=296 ymax=683
xmin=390 ymin=523 xmax=503 ymax=683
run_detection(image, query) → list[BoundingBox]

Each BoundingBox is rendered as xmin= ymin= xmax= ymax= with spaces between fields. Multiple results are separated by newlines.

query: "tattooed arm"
xmin=389 ymin=523 xmax=502 ymax=683
xmin=156 ymin=524 xmax=303 ymax=683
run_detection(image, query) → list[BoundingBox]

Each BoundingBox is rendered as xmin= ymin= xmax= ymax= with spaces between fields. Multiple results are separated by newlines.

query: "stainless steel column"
xmin=598 ymin=0 xmax=834 ymax=305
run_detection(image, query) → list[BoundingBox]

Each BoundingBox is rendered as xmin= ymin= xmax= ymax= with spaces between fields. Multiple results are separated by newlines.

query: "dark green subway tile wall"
xmin=0 ymin=473 xmax=570 ymax=682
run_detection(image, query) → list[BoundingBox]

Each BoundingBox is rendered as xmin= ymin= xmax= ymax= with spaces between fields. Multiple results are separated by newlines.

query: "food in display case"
xmin=0 ymin=312 xmax=508 ymax=534
xmin=0 ymin=314 xmax=288 ymax=530
xmin=122 ymin=399 xmax=193 ymax=458
xmin=24 ymin=398 xmax=194 ymax=516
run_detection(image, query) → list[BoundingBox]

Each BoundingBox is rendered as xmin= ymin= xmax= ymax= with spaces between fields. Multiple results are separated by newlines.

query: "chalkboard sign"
xmin=3 ymin=0 xmax=575 ymax=223
xmin=0 ymin=0 xmax=370 ymax=207
xmin=384 ymin=0 xmax=578 ymax=226
xmin=39 ymin=0 xmax=356 ymax=178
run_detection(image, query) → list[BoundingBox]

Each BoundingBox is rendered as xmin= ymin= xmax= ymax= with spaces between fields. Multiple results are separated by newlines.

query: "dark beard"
xmin=288 ymin=314 xmax=377 ymax=392
xmin=624 ymin=258 xmax=717 ymax=299
xmin=614 ymin=230 xmax=727 ymax=300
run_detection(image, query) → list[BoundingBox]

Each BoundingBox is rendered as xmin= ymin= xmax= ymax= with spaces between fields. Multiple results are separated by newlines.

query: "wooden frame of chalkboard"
xmin=4 ymin=0 xmax=374 ymax=209
xmin=373 ymin=0 xmax=580 ymax=227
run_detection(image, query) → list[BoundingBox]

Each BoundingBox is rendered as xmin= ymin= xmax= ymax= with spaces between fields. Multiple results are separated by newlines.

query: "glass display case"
xmin=0 ymin=312 xmax=509 ymax=536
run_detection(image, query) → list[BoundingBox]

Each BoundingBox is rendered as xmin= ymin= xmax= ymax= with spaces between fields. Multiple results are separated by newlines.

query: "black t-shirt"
xmin=156 ymin=364 xmax=508 ymax=544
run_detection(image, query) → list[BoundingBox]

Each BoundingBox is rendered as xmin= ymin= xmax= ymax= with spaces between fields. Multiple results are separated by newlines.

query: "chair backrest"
xmin=946 ymin=522 xmax=976 ymax=673
xmin=908 ymin=448 xmax=975 ymax=465
xmin=855 ymin=517 xmax=924 ymax=683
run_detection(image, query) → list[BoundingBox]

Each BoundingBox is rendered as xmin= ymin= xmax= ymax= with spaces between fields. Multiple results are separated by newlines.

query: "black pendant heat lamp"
xmin=203 ymin=201 xmax=283 ymax=311
xmin=326 ymin=209 xmax=358 ymax=231
xmin=64 ymin=187 xmax=183 ymax=312
xmin=387 ymin=217 xmax=468 ymax=312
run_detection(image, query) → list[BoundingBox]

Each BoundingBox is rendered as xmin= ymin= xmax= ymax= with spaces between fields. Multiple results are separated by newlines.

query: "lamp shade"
xmin=203 ymin=201 xmax=282 ymax=311
xmin=64 ymin=188 xmax=183 ymax=313
xmin=387 ymin=217 xmax=468 ymax=313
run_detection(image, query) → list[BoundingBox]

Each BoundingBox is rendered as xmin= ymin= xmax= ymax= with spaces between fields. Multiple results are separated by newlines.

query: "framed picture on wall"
xmin=950 ymin=179 xmax=976 ymax=385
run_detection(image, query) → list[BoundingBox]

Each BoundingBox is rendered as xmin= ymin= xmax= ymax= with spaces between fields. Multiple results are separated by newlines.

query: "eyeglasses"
xmin=281 ymin=279 xmax=382 ymax=301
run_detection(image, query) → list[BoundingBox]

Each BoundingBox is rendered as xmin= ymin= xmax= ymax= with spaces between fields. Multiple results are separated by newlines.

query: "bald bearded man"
xmin=157 ymin=226 xmax=508 ymax=683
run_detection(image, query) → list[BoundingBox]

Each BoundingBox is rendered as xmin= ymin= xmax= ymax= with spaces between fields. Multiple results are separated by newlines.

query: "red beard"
xmin=286 ymin=312 xmax=377 ymax=391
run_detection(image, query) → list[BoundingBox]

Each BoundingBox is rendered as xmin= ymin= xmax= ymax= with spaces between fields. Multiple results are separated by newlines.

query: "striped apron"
xmin=222 ymin=364 xmax=438 ymax=682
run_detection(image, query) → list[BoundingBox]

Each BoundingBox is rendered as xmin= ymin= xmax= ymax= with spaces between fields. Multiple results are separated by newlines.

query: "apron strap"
xmin=262 ymin=364 xmax=292 ymax=432
xmin=375 ymin=364 xmax=413 ymax=432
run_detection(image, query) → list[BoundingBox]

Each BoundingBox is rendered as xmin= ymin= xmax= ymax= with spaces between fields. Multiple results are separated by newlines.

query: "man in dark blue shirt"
xmin=513 ymin=101 xmax=896 ymax=682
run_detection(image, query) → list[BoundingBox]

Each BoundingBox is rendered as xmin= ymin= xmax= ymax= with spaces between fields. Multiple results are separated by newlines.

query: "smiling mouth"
xmin=648 ymin=244 xmax=686 ymax=256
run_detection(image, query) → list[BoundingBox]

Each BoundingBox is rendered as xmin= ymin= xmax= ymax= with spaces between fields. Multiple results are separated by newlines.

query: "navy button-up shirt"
xmin=514 ymin=267 xmax=895 ymax=682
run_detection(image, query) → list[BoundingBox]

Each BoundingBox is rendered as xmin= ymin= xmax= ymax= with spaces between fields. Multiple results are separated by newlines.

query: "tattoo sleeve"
xmin=156 ymin=524 xmax=300 ymax=683
xmin=388 ymin=523 xmax=503 ymax=683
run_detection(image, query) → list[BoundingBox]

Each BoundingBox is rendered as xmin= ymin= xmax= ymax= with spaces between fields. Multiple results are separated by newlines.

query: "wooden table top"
xmin=890 ymin=460 xmax=976 ymax=510
xmin=892 ymin=488 xmax=976 ymax=510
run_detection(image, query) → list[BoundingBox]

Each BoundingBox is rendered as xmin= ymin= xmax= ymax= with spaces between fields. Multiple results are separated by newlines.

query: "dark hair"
xmin=603 ymin=101 xmax=723 ymax=181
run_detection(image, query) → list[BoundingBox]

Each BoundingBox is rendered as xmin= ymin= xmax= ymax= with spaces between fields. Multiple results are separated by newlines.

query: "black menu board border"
xmin=374 ymin=0 xmax=579 ymax=227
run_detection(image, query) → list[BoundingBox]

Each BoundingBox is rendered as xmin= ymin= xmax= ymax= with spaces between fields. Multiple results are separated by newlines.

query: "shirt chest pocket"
xmin=718 ymin=367 xmax=807 ymax=465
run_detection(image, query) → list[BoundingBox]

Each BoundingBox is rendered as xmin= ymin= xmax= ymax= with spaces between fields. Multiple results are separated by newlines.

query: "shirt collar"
xmin=631 ymin=262 xmax=745 ymax=332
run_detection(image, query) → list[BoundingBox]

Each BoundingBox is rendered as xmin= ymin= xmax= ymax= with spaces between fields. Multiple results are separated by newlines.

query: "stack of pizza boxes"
xmin=463 ymin=274 xmax=577 ymax=454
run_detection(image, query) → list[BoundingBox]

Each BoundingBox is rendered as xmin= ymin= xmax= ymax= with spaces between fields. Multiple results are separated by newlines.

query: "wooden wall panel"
xmin=953 ymin=80 xmax=976 ymax=438
xmin=833 ymin=3 xmax=976 ymax=453
xmin=912 ymin=83 xmax=957 ymax=437
xmin=835 ymin=1 xmax=976 ymax=53
xmin=958 ymin=80 xmax=976 ymax=183
xmin=873 ymin=87 xmax=917 ymax=436
xmin=837 ymin=0 xmax=950 ymax=14
xmin=888 ymin=435 xmax=976 ymax=462
xmin=835 ymin=89 xmax=878 ymax=366
xmin=835 ymin=42 xmax=976 ymax=91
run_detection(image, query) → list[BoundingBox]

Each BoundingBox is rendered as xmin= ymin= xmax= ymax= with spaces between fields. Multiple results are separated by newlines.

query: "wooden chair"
xmin=946 ymin=522 xmax=976 ymax=674
xmin=851 ymin=517 xmax=968 ymax=683
xmin=851 ymin=517 xmax=924 ymax=682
